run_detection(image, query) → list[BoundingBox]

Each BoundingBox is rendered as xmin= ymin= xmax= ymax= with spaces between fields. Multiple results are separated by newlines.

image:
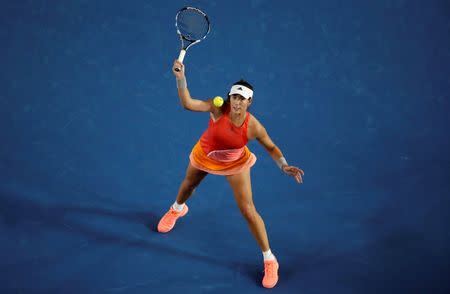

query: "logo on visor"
xmin=237 ymin=87 xmax=243 ymax=90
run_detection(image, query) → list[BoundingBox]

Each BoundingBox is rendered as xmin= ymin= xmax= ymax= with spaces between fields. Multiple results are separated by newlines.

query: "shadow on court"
xmin=0 ymin=192 xmax=263 ymax=283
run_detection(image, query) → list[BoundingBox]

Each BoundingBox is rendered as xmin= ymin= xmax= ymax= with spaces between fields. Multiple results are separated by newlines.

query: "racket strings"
xmin=176 ymin=9 xmax=209 ymax=41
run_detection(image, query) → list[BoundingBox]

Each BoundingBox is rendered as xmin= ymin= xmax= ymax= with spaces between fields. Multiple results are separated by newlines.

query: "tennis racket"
xmin=174 ymin=7 xmax=211 ymax=72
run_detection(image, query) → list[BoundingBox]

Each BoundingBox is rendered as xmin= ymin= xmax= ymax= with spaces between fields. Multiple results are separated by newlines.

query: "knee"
xmin=239 ymin=203 xmax=257 ymax=221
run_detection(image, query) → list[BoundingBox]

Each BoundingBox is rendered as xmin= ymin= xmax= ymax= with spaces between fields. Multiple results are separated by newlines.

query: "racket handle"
xmin=175 ymin=49 xmax=186 ymax=72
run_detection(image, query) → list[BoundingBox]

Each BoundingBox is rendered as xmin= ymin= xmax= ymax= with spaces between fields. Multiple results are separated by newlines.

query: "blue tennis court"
xmin=1 ymin=1 xmax=449 ymax=293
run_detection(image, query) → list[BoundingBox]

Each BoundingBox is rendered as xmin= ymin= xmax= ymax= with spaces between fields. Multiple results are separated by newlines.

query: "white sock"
xmin=262 ymin=249 xmax=276 ymax=261
xmin=172 ymin=201 xmax=185 ymax=212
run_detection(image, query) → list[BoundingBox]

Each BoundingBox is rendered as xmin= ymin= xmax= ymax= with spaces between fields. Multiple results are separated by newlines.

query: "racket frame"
xmin=174 ymin=6 xmax=210 ymax=70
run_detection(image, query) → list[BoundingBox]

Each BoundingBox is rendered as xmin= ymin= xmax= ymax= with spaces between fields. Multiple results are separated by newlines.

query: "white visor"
xmin=229 ymin=84 xmax=253 ymax=99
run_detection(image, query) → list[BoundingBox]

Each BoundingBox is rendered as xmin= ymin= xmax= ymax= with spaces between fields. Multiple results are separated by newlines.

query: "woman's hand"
xmin=172 ymin=60 xmax=185 ymax=80
xmin=282 ymin=165 xmax=304 ymax=184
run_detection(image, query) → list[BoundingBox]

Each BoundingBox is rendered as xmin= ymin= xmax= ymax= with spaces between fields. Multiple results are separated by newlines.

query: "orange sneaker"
xmin=262 ymin=259 xmax=279 ymax=288
xmin=157 ymin=205 xmax=189 ymax=233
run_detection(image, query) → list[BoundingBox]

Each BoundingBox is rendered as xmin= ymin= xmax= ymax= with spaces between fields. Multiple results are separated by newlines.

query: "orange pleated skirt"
xmin=189 ymin=141 xmax=257 ymax=175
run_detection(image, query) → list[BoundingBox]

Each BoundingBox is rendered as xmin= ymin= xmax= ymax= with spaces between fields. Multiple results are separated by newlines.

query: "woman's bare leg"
xmin=157 ymin=163 xmax=208 ymax=233
xmin=226 ymin=168 xmax=270 ymax=251
xmin=227 ymin=168 xmax=279 ymax=288
xmin=175 ymin=163 xmax=208 ymax=204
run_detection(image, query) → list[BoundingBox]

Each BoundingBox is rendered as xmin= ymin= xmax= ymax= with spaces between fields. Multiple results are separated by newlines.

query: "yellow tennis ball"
xmin=213 ymin=96 xmax=224 ymax=107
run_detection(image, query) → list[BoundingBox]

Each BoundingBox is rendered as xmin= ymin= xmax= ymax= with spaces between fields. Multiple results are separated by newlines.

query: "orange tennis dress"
xmin=189 ymin=106 xmax=257 ymax=175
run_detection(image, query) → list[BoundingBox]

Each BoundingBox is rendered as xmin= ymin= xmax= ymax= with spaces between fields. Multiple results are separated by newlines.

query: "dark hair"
xmin=232 ymin=79 xmax=254 ymax=91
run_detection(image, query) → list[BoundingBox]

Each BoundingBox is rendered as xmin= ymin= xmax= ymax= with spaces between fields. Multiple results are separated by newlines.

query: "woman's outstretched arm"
xmin=172 ymin=60 xmax=214 ymax=112
xmin=251 ymin=116 xmax=305 ymax=183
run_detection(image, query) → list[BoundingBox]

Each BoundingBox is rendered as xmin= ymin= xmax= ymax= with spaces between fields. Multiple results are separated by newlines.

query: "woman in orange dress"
xmin=157 ymin=60 xmax=304 ymax=289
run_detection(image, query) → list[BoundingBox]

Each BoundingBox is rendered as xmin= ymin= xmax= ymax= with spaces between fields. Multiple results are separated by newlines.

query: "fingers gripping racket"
xmin=174 ymin=7 xmax=210 ymax=72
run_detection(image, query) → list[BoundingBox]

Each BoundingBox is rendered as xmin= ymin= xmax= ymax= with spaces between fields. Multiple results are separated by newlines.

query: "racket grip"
xmin=175 ymin=50 xmax=186 ymax=72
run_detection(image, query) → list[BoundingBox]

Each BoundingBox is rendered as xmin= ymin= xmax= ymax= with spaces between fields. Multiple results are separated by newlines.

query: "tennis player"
xmin=157 ymin=60 xmax=304 ymax=288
